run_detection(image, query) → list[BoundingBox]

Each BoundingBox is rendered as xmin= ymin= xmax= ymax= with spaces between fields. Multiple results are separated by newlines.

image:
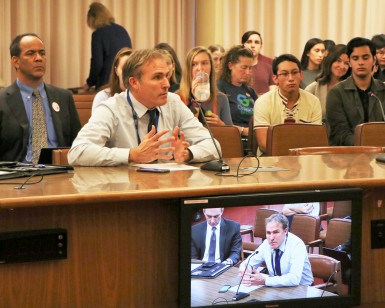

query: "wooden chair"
xmin=242 ymin=208 xmax=279 ymax=257
xmin=52 ymin=148 xmax=70 ymax=166
xmin=289 ymin=146 xmax=385 ymax=155
xmin=309 ymin=254 xmax=342 ymax=295
xmin=289 ymin=214 xmax=322 ymax=253
xmin=265 ymin=124 xmax=328 ymax=156
xmin=322 ymin=218 xmax=351 ymax=251
xmin=354 ymin=122 xmax=385 ymax=146
xmin=209 ymin=125 xmax=244 ymax=158
xmin=73 ymin=94 xmax=95 ymax=127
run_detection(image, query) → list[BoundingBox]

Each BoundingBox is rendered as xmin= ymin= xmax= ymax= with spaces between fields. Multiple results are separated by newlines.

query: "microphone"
xmin=193 ymin=100 xmax=230 ymax=172
xmin=232 ymin=250 xmax=259 ymax=301
xmin=369 ymin=92 xmax=385 ymax=121
xmin=320 ymin=269 xmax=340 ymax=297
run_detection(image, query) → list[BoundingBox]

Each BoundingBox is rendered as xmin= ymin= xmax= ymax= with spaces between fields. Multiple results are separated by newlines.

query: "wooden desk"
xmin=191 ymin=267 xmax=336 ymax=306
xmin=0 ymin=154 xmax=384 ymax=307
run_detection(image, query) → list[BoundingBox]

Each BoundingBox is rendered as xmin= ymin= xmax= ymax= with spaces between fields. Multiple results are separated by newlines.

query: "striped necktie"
xmin=32 ymin=89 xmax=48 ymax=164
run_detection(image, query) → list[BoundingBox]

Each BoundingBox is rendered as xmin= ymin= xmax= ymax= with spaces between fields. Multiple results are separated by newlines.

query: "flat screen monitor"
xmin=179 ymin=187 xmax=362 ymax=308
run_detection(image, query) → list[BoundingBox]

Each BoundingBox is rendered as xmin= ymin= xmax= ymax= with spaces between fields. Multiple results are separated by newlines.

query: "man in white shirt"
xmin=238 ymin=213 xmax=313 ymax=287
xmin=68 ymin=49 xmax=219 ymax=166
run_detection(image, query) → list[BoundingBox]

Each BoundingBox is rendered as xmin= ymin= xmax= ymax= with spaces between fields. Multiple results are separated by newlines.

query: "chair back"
xmin=309 ymin=254 xmax=342 ymax=295
xmin=289 ymin=145 xmax=385 ymax=155
xmin=324 ymin=218 xmax=351 ymax=249
xmin=52 ymin=149 xmax=70 ymax=166
xmin=354 ymin=122 xmax=385 ymax=146
xmin=289 ymin=214 xmax=321 ymax=252
xmin=329 ymin=201 xmax=351 ymax=219
xmin=73 ymin=94 xmax=95 ymax=127
xmin=265 ymin=124 xmax=328 ymax=156
xmin=209 ymin=125 xmax=244 ymax=158
xmin=253 ymin=208 xmax=279 ymax=239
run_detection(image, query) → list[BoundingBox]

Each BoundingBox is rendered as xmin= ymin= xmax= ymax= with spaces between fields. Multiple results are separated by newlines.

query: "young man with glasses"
xmin=253 ymin=54 xmax=322 ymax=154
xmin=191 ymin=208 xmax=242 ymax=266
xmin=326 ymin=37 xmax=385 ymax=146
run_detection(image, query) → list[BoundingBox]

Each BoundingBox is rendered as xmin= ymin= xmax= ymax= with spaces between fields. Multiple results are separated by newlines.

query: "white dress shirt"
xmin=68 ymin=90 xmax=220 ymax=166
xmin=243 ymin=232 xmax=313 ymax=287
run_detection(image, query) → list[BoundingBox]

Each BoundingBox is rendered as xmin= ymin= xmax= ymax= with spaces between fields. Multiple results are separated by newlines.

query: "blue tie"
xmin=208 ymin=227 xmax=216 ymax=262
xmin=275 ymin=249 xmax=282 ymax=276
xmin=147 ymin=109 xmax=158 ymax=132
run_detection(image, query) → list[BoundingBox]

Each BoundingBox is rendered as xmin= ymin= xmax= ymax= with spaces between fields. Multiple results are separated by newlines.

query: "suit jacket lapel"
xmin=45 ymin=84 xmax=63 ymax=144
xmin=219 ymin=219 xmax=227 ymax=262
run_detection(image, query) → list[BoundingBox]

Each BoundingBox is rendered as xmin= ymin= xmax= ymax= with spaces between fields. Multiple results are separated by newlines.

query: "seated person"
xmin=191 ymin=208 xmax=242 ymax=266
xmin=254 ymin=54 xmax=322 ymax=155
xmin=68 ymin=49 xmax=220 ymax=166
xmin=238 ymin=213 xmax=313 ymax=287
xmin=282 ymin=202 xmax=320 ymax=228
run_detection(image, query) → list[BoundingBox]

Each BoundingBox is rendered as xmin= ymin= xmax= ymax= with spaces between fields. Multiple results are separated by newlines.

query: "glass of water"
xmin=192 ymin=71 xmax=210 ymax=102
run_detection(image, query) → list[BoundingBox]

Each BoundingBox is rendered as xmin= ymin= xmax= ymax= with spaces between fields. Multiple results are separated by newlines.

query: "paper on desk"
xmin=229 ymin=284 xmax=263 ymax=293
xmin=134 ymin=163 xmax=199 ymax=171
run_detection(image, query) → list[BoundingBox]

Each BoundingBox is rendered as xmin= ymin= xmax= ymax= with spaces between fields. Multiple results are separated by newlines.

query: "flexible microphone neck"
xmin=233 ymin=250 xmax=259 ymax=301
xmin=369 ymin=92 xmax=385 ymax=121
xmin=320 ymin=269 xmax=340 ymax=297
xmin=193 ymin=99 xmax=230 ymax=172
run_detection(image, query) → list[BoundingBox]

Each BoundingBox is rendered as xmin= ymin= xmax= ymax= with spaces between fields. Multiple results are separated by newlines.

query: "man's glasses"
xmin=205 ymin=214 xmax=220 ymax=219
xmin=376 ymin=49 xmax=385 ymax=56
xmin=276 ymin=70 xmax=301 ymax=79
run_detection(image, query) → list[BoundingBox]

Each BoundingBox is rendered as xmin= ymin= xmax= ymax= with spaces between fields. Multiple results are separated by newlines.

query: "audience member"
xmin=238 ymin=213 xmax=313 ymax=287
xmin=371 ymin=34 xmax=385 ymax=82
xmin=68 ymin=49 xmax=219 ymax=166
xmin=157 ymin=49 xmax=180 ymax=92
xmin=177 ymin=46 xmax=232 ymax=126
xmin=217 ymin=45 xmax=257 ymax=141
xmin=282 ymin=202 xmax=321 ymax=228
xmin=0 ymin=33 xmax=81 ymax=163
xmin=305 ymin=44 xmax=350 ymax=123
xmin=323 ymin=39 xmax=336 ymax=57
xmin=254 ymin=54 xmax=322 ymax=154
xmin=84 ymin=2 xmax=132 ymax=91
xmin=92 ymin=47 xmax=132 ymax=113
xmin=155 ymin=42 xmax=183 ymax=84
xmin=191 ymin=208 xmax=242 ymax=266
xmin=326 ymin=37 xmax=385 ymax=146
xmin=208 ymin=44 xmax=225 ymax=78
xmin=300 ymin=38 xmax=325 ymax=88
xmin=241 ymin=30 xmax=275 ymax=95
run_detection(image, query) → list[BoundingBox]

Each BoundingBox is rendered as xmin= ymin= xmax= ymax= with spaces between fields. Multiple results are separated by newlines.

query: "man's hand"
xmin=171 ymin=127 xmax=191 ymax=162
xmin=242 ymin=271 xmax=265 ymax=286
xmin=129 ymin=126 xmax=175 ymax=163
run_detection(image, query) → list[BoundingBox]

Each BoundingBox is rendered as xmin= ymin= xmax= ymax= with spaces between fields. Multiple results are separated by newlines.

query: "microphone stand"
xmin=369 ymin=92 xmax=385 ymax=121
xmin=194 ymin=101 xmax=230 ymax=172
xmin=233 ymin=250 xmax=259 ymax=301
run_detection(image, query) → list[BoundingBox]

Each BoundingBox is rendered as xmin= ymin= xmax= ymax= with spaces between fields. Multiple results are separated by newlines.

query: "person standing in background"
xmin=0 ymin=33 xmax=81 ymax=163
xmin=241 ymin=30 xmax=275 ymax=95
xmin=300 ymin=38 xmax=325 ymax=89
xmin=84 ymin=2 xmax=132 ymax=91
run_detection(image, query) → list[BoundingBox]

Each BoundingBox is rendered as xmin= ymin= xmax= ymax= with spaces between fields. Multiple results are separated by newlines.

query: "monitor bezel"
xmin=179 ymin=187 xmax=362 ymax=308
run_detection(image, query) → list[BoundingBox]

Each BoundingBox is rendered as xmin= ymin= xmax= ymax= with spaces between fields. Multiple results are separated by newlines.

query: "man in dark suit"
xmin=0 ymin=33 xmax=81 ymax=163
xmin=191 ymin=208 xmax=242 ymax=266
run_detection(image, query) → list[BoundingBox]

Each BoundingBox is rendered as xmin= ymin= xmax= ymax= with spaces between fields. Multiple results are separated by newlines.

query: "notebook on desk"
xmin=38 ymin=147 xmax=70 ymax=164
xmin=191 ymin=262 xmax=230 ymax=279
xmin=0 ymin=164 xmax=73 ymax=180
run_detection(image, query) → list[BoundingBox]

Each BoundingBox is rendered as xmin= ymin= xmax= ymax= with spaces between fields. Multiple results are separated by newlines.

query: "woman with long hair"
xmin=305 ymin=44 xmax=350 ymax=123
xmin=300 ymin=38 xmax=325 ymax=88
xmin=177 ymin=46 xmax=232 ymax=126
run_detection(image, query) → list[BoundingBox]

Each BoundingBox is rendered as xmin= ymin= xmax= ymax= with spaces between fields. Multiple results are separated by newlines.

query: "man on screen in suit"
xmin=0 ymin=33 xmax=81 ymax=163
xmin=191 ymin=208 xmax=242 ymax=266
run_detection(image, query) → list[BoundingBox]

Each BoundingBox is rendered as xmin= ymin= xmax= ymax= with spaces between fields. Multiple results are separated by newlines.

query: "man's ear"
xmin=272 ymin=75 xmax=279 ymax=85
xmin=128 ymin=76 xmax=139 ymax=90
xmin=11 ymin=56 xmax=19 ymax=71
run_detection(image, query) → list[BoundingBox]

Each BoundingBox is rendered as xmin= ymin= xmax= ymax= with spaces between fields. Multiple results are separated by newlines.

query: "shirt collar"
xmin=278 ymin=88 xmax=300 ymax=107
xmin=16 ymin=79 xmax=45 ymax=96
xmin=128 ymin=91 xmax=161 ymax=118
